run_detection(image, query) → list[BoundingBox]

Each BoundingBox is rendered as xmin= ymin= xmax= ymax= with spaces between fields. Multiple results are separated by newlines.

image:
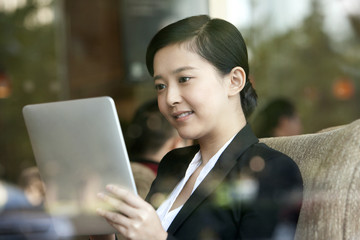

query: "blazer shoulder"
xmin=159 ymin=144 xmax=200 ymax=170
xmin=245 ymin=142 xmax=303 ymax=187
xmin=249 ymin=142 xmax=295 ymax=162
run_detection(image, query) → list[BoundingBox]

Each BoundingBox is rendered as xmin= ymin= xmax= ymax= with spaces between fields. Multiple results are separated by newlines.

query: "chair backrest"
xmin=260 ymin=119 xmax=360 ymax=240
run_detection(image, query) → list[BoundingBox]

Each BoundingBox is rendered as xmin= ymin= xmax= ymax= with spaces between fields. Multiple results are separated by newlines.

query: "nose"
xmin=166 ymin=84 xmax=181 ymax=107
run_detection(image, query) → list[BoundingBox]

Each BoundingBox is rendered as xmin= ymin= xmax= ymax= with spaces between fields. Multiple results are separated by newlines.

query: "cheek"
xmin=192 ymin=82 xmax=222 ymax=104
xmin=157 ymin=95 xmax=168 ymax=115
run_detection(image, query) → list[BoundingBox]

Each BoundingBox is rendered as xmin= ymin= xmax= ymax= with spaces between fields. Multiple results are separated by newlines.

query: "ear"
xmin=228 ymin=67 xmax=246 ymax=96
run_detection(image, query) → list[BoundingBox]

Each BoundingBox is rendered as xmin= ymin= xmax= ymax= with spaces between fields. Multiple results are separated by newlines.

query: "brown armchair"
xmin=261 ymin=119 xmax=360 ymax=239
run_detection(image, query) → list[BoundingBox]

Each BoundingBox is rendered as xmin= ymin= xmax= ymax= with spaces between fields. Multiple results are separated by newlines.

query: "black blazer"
xmin=146 ymin=124 xmax=303 ymax=240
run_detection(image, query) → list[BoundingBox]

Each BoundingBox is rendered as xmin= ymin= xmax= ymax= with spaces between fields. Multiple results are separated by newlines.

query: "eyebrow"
xmin=153 ymin=66 xmax=196 ymax=81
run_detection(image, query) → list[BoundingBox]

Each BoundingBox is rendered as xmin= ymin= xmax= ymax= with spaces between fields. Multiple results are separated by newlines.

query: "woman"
xmin=92 ymin=15 xmax=303 ymax=240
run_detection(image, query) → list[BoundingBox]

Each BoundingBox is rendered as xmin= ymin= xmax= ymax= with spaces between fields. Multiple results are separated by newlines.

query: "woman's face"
xmin=153 ymin=43 xmax=233 ymax=141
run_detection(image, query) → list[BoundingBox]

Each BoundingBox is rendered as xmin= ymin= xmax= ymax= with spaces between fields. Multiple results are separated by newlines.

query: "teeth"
xmin=176 ymin=112 xmax=192 ymax=119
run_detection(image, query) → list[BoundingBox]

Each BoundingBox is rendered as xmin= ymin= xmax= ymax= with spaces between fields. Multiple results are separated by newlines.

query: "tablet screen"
xmin=23 ymin=96 xmax=137 ymax=237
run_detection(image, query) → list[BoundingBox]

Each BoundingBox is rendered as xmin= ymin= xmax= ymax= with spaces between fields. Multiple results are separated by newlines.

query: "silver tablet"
xmin=23 ymin=96 xmax=137 ymax=237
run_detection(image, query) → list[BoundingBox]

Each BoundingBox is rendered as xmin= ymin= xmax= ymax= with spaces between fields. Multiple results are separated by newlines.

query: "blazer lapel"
xmin=145 ymin=145 xmax=200 ymax=203
xmin=167 ymin=124 xmax=259 ymax=235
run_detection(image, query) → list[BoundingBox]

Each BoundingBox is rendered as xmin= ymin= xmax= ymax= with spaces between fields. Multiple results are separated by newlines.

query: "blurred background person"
xmin=126 ymin=98 xmax=191 ymax=174
xmin=0 ymin=173 xmax=57 ymax=240
xmin=251 ymin=97 xmax=303 ymax=239
xmin=126 ymin=98 xmax=192 ymax=198
xmin=18 ymin=166 xmax=45 ymax=208
xmin=0 ymin=180 xmax=32 ymax=212
xmin=252 ymin=97 xmax=303 ymax=138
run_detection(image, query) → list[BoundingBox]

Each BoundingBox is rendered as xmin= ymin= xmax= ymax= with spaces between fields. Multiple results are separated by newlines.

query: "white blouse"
xmin=156 ymin=135 xmax=235 ymax=231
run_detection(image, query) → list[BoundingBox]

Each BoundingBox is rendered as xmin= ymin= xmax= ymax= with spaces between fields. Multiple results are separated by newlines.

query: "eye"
xmin=179 ymin=77 xmax=191 ymax=83
xmin=155 ymin=83 xmax=166 ymax=91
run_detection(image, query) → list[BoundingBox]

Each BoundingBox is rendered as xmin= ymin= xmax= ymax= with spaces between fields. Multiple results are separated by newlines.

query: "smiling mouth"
xmin=174 ymin=111 xmax=194 ymax=119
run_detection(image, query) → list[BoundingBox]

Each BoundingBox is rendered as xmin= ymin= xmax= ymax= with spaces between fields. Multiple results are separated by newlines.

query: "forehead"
xmin=153 ymin=43 xmax=210 ymax=74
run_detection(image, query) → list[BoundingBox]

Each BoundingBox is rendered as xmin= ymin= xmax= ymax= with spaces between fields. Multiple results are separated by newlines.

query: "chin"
xmin=177 ymin=130 xmax=198 ymax=140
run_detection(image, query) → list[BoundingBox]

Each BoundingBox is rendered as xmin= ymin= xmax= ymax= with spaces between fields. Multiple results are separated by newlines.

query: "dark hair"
xmin=252 ymin=98 xmax=297 ymax=138
xmin=126 ymin=99 xmax=176 ymax=156
xmin=146 ymin=15 xmax=257 ymax=118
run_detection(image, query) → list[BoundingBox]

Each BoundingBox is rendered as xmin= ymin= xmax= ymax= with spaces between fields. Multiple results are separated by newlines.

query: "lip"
xmin=172 ymin=111 xmax=194 ymax=121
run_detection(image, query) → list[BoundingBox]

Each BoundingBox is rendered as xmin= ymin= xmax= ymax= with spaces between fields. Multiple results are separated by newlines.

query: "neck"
xmin=198 ymin=116 xmax=246 ymax=164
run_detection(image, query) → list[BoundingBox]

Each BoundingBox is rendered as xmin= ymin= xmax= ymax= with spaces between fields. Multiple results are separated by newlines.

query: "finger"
xmin=106 ymin=185 xmax=144 ymax=208
xmin=96 ymin=207 xmax=130 ymax=227
xmin=97 ymin=192 xmax=136 ymax=218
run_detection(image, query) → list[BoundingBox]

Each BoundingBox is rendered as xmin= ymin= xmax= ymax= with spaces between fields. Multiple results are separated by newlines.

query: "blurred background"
xmin=0 ymin=0 xmax=359 ymax=186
